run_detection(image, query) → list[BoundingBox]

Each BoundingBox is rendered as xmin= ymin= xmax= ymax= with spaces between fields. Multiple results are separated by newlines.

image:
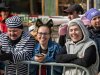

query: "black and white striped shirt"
xmin=0 ymin=32 xmax=36 ymax=75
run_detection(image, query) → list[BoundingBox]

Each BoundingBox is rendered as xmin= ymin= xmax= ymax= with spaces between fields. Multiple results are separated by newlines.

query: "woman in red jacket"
xmin=0 ymin=6 xmax=12 ymax=33
xmin=0 ymin=5 xmax=12 ymax=75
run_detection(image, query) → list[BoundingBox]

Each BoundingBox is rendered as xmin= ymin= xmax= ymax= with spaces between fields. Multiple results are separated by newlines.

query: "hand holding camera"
xmin=35 ymin=53 xmax=46 ymax=62
xmin=35 ymin=53 xmax=45 ymax=57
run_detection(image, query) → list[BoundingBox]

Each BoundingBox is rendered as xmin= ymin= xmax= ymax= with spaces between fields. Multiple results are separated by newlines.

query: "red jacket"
xmin=0 ymin=15 xmax=12 ymax=33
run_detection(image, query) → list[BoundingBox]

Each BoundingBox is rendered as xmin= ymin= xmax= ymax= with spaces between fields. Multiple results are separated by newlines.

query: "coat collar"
xmin=35 ymin=40 xmax=54 ymax=52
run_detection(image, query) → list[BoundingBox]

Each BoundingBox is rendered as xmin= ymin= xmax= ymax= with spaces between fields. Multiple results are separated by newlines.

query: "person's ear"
xmin=36 ymin=19 xmax=43 ymax=27
xmin=46 ymin=19 xmax=53 ymax=28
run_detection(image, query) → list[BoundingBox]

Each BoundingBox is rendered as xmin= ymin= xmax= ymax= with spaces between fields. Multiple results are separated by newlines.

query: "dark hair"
xmin=75 ymin=4 xmax=84 ymax=14
xmin=36 ymin=19 xmax=53 ymax=34
xmin=64 ymin=4 xmax=84 ymax=14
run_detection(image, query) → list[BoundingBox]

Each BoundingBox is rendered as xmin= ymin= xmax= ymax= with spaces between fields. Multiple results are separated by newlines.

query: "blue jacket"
xmin=32 ymin=40 xmax=61 ymax=62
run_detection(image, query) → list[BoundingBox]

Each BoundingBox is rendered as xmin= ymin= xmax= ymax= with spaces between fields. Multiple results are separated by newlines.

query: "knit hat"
xmin=85 ymin=8 xmax=100 ymax=21
xmin=6 ymin=16 xmax=23 ymax=29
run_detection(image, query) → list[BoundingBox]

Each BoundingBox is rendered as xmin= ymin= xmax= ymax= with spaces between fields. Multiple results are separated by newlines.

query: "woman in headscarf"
xmin=56 ymin=18 xmax=99 ymax=75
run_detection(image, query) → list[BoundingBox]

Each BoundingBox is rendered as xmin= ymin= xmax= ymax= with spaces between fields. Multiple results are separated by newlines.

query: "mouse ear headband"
xmin=36 ymin=19 xmax=53 ymax=28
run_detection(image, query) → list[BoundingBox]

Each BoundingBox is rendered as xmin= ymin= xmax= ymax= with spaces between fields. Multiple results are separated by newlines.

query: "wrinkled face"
xmin=37 ymin=26 xmax=50 ymax=46
xmin=91 ymin=16 xmax=100 ymax=28
xmin=7 ymin=28 xmax=23 ymax=40
xmin=67 ymin=11 xmax=79 ymax=20
xmin=68 ymin=25 xmax=83 ymax=42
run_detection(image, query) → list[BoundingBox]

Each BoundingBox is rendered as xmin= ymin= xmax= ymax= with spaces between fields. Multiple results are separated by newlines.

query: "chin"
xmin=11 ymin=38 xmax=17 ymax=40
xmin=41 ymin=42 xmax=47 ymax=45
xmin=40 ymin=42 xmax=45 ymax=44
xmin=73 ymin=40 xmax=79 ymax=42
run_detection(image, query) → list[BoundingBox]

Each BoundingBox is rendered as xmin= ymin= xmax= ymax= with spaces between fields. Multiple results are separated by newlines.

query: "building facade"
xmin=1 ymin=0 xmax=100 ymax=16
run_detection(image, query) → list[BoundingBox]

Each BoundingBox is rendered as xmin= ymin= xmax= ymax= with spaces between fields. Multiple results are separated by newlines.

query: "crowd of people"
xmin=0 ymin=3 xmax=100 ymax=75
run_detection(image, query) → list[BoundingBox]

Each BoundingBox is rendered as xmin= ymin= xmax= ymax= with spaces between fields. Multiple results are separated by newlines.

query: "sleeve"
xmin=43 ymin=43 xmax=62 ymax=62
xmin=56 ymin=46 xmax=78 ymax=63
xmin=0 ymin=34 xmax=3 ymax=54
xmin=58 ymin=35 xmax=66 ymax=47
xmin=31 ymin=43 xmax=38 ymax=61
xmin=2 ymin=23 xmax=7 ymax=33
xmin=70 ymin=45 xmax=96 ymax=67
xmin=12 ymin=37 xmax=36 ymax=63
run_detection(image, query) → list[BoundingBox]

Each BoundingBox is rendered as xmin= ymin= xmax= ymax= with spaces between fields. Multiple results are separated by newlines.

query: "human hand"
xmin=0 ymin=50 xmax=13 ymax=62
xmin=77 ymin=53 xmax=84 ymax=58
xmin=58 ymin=23 xmax=67 ymax=36
xmin=34 ymin=53 xmax=46 ymax=62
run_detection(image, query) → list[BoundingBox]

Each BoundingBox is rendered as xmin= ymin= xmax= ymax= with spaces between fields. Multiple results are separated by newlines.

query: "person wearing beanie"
xmin=85 ymin=8 xmax=100 ymax=21
xmin=0 ymin=16 xmax=36 ymax=75
xmin=85 ymin=8 xmax=100 ymax=75
xmin=56 ymin=18 xmax=99 ymax=75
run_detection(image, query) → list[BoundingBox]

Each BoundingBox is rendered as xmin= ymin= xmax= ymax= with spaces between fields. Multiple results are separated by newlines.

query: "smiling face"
xmin=68 ymin=24 xmax=83 ymax=42
xmin=91 ymin=15 xmax=100 ymax=28
xmin=7 ymin=28 xmax=23 ymax=40
xmin=37 ymin=26 xmax=51 ymax=46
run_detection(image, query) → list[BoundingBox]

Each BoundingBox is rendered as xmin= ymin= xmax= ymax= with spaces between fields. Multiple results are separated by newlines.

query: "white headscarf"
xmin=67 ymin=18 xmax=89 ymax=44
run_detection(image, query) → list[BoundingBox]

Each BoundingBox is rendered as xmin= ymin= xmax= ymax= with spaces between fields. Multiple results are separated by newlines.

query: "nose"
xmin=10 ymin=31 xmax=15 ymax=35
xmin=41 ymin=34 xmax=46 ymax=38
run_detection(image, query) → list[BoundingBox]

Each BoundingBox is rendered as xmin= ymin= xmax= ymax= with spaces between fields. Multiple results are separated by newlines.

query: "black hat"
xmin=64 ymin=4 xmax=84 ymax=14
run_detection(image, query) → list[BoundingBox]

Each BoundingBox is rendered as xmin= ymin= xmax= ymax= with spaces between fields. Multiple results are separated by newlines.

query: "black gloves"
xmin=0 ymin=50 xmax=13 ymax=62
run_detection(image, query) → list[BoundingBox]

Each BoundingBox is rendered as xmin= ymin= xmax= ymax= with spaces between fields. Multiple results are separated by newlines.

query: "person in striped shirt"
xmin=0 ymin=16 xmax=36 ymax=75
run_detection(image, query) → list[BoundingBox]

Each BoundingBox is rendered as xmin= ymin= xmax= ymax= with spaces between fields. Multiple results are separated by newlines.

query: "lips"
xmin=41 ymin=39 xmax=46 ymax=42
xmin=71 ymin=34 xmax=78 ymax=38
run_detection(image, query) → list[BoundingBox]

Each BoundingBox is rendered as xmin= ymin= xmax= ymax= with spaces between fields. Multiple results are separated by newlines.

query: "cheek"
xmin=91 ymin=21 xmax=95 ymax=24
xmin=14 ymin=32 xmax=22 ymax=38
xmin=7 ymin=32 xmax=12 ymax=36
xmin=76 ymin=30 xmax=80 ymax=34
xmin=69 ymin=31 xmax=73 ymax=35
xmin=13 ymin=32 xmax=18 ymax=36
xmin=7 ymin=33 xmax=11 ymax=37
xmin=78 ymin=31 xmax=83 ymax=38
xmin=37 ymin=35 xmax=41 ymax=40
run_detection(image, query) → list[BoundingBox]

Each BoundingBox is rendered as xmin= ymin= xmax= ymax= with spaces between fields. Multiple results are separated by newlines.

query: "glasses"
xmin=38 ymin=32 xmax=50 ymax=36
